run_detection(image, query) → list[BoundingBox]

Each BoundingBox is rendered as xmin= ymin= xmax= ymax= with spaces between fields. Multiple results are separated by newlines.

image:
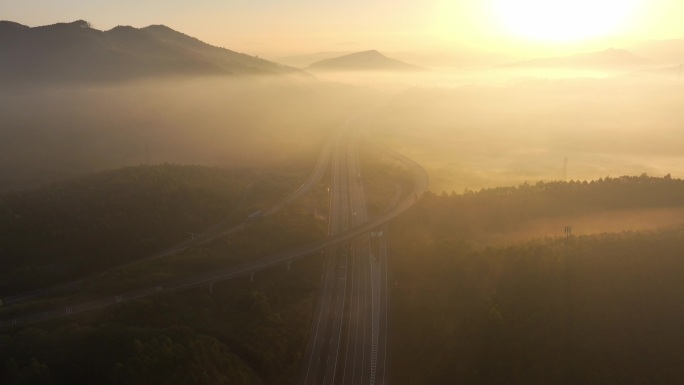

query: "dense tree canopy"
xmin=389 ymin=176 xmax=684 ymax=385
xmin=0 ymin=164 xmax=309 ymax=294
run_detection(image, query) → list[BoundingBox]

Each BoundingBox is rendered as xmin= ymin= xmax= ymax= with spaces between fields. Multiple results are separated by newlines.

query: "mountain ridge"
xmin=0 ymin=20 xmax=302 ymax=85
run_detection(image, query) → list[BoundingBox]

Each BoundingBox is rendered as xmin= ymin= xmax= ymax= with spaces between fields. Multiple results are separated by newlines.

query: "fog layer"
xmin=0 ymin=77 xmax=380 ymax=190
xmin=368 ymin=74 xmax=684 ymax=193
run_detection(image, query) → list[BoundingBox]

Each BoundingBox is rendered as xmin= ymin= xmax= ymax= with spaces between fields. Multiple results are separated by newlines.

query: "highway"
xmin=300 ymin=135 xmax=350 ymax=385
xmin=0 ymin=125 xmax=429 ymax=346
xmin=299 ymin=128 xmax=393 ymax=385
xmin=341 ymin=132 xmax=374 ymax=385
xmin=370 ymin=222 xmax=390 ymax=385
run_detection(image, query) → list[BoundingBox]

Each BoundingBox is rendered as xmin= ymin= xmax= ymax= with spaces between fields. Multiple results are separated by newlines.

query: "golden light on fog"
xmin=490 ymin=0 xmax=640 ymax=42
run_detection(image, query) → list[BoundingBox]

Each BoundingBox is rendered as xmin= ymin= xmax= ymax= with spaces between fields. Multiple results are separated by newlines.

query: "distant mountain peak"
xmin=43 ymin=20 xmax=93 ymax=29
xmin=70 ymin=20 xmax=92 ymax=28
xmin=595 ymin=47 xmax=636 ymax=56
xmin=109 ymin=25 xmax=136 ymax=31
xmin=308 ymin=49 xmax=424 ymax=72
xmin=143 ymin=24 xmax=175 ymax=32
xmin=359 ymin=49 xmax=382 ymax=55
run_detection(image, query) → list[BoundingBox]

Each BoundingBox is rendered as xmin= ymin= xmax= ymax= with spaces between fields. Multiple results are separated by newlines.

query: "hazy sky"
xmin=3 ymin=0 xmax=684 ymax=56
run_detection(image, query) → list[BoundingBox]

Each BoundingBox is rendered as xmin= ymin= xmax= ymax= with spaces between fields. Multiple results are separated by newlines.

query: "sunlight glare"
xmin=490 ymin=0 xmax=639 ymax=42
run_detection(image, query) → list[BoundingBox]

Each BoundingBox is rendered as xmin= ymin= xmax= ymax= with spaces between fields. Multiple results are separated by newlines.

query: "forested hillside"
xmin=0 ymin=259 xmax=322 ymax=385
xmin=3 ymin=172 xmax=684 ymax=385
xmin=0 ymin=163 xmax=327 ymax=385
xmin=389 ymin=176 xmax=684 ymax=385
xmin=418 ymin=174 xmax=684 ymax=241
xmin=0 ymin=164 xmax=304 ymax=294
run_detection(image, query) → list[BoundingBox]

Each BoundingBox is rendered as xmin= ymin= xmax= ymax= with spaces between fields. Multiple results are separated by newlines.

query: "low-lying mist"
xmin=365 ymin=71 xmax=684 ymax=193
xmin=3 ymin=66 xmax=682 ymax=195
xmin=0 ymin=76 xmax=380 ymax=191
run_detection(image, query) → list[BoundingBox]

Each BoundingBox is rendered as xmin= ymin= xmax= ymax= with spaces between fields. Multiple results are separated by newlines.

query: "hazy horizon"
xmin=5 ymin=1 xmax=684 ymax=58
xmin=2 ymin=14 xmax=684 ymax=191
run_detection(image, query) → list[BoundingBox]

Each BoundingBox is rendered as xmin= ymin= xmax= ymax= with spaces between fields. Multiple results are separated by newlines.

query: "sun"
xmin=490 ymin=0 xmax=639 ymax=42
